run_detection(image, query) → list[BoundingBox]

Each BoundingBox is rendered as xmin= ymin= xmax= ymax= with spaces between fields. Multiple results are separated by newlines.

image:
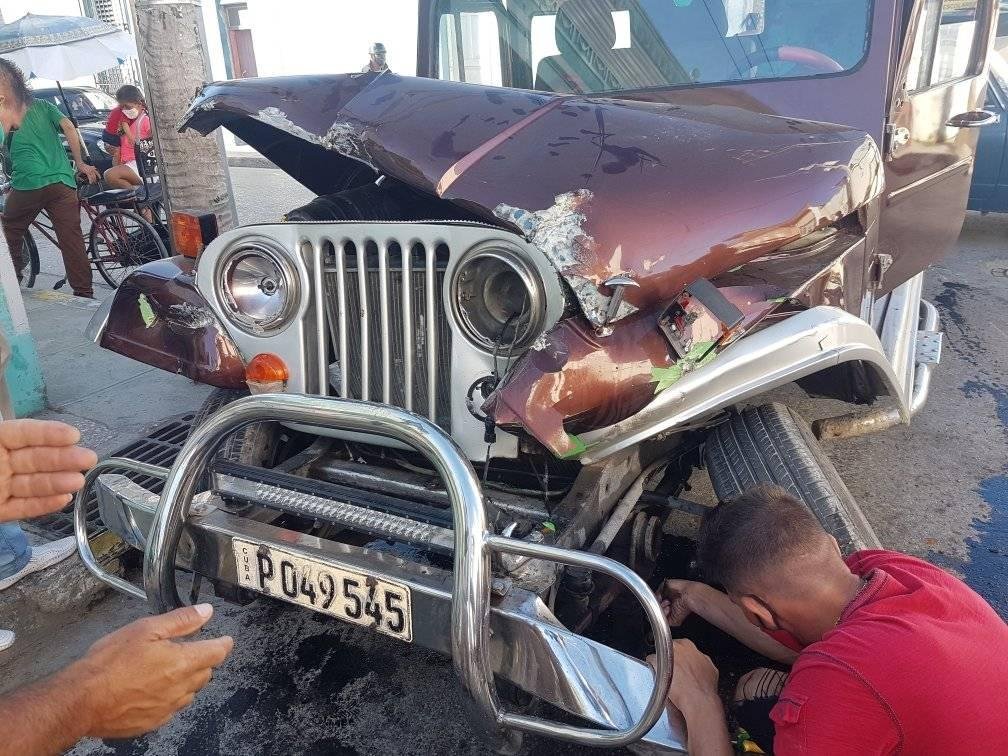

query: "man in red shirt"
xmin=658 ymin=485 xmax=1008 ymax=755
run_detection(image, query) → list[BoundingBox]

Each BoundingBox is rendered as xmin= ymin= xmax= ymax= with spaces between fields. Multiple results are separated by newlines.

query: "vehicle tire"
xmin=704 ymin=403 xmax=882 ymax=553
xmin=192 ymin=388 xmax=280 ymax=468
xmin=89 ymin=207 xmax=169 ymax=288
xmin=19 ymin=230 xmax=39 ymax=289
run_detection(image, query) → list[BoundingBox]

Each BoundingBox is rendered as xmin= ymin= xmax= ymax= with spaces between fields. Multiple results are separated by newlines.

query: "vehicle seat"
xmin=81 ymin=185 xmax=136 ymax=206
xmin=535 ymin=0 xmax=636 ymax=93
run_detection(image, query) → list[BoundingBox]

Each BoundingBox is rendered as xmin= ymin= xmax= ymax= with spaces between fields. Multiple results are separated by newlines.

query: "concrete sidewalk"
xmin=23 ymin=276 xmax=212 ymax=456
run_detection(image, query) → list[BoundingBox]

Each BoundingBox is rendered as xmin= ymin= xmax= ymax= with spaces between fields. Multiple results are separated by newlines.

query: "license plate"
xmin=232 ymin=539 xmax=412 ymax=642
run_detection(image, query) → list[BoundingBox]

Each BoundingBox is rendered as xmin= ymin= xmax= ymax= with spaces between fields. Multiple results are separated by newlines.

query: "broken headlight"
xmin=216 ymin=242 xmax=298 ymax=334
xmin=451 ymin=243 xmax=545 ymax=352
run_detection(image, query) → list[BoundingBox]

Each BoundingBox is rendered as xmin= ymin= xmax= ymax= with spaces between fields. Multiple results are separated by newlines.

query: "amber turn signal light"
xmin=245 ymin=353 xmax=289 ymax=395
xmin=171 ymin=211 xmax=219 ymax=259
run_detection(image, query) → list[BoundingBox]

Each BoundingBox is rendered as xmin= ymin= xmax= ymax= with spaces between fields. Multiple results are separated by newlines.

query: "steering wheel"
xmin=769 ymin=45 xmax=844 ymax=74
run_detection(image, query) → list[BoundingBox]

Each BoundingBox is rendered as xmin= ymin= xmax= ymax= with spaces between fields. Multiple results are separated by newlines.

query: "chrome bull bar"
xmin=74 ymin=394 xmax=675 ymax=749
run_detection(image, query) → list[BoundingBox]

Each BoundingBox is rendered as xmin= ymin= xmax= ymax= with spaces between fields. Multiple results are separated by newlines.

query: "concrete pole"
xmin=0 ymin=257 xmax=44 ymax=417
xmin=131 ymin=0 xmax=238 ymax=237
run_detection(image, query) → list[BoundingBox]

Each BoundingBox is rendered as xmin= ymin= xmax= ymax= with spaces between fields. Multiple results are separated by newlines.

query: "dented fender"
xmin=93 ymin=256 xmax=247 ymax=389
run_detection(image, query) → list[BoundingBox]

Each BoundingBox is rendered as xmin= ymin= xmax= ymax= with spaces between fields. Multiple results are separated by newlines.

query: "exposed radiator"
xmin=321 ymin=239 xmax=452 ymax=429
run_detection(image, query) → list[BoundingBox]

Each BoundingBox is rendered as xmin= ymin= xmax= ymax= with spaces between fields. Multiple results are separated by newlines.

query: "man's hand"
xmin=657 ymin=578 xmax=698 ymax=627
xmin=0 ymin=419 xmax=97 ymax=522
xmin=667 ymin=638 xmax=720 ymax=711
xmin=648 ymin=639 xmax=734 ymax=756
xmin=75 ymin=160 xmax=99 ymax=184
xmin=65 ymin=604 xmax=233 ymax=738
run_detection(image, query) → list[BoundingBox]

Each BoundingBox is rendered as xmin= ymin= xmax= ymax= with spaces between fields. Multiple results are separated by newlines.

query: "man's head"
xmin=697 ymin=485 xmax=858 ymax=645
xmin=0 ymin=59 xmax=32 ymax=130
xmin=369 ymin=42 xmax=388 ymax=72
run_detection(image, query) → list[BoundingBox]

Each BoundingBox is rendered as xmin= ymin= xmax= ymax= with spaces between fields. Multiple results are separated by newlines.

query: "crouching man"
xmin=659 ymin=485 xmax=1008 ymax=756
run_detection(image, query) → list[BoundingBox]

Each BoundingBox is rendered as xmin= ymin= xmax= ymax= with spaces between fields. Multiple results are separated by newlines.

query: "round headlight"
xmin=451 ymin=244 xmax=545 ymax=352
xmin=217 ymin=244 xmax=297 ymax=333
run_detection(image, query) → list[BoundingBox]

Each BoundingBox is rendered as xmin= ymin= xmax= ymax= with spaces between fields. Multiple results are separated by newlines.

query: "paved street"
xmin=2 ymin=167 xmax=1006 ymax=755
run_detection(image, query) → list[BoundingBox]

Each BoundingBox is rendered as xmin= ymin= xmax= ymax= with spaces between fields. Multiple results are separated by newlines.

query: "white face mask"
xmin=122 ymin=107 xmax=140 ymax=119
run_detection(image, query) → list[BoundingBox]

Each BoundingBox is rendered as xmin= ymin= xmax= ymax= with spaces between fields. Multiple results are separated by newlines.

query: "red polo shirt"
xmin=771 ymin=550 xmax=1008 ymax=755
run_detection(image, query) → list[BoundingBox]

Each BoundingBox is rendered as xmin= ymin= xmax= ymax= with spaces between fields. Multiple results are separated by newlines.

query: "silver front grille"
xmin=321 ymin=239 xmax=452 ymax=429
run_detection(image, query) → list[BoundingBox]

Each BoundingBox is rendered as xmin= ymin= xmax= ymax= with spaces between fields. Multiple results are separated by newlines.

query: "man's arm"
xmin=58 ymin=116 xmax=99 ymax=183
xmin=0 ymin=605 xmax=233 ymax=756
xmin=660 ymin=639 xmax=734 ymax=756
xmin=661 ymin=580 xmax=798 ymax=665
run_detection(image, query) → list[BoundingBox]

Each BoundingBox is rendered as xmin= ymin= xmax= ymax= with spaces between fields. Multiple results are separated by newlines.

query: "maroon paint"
xmin=101 ymin=256 xmax=247 ymax=389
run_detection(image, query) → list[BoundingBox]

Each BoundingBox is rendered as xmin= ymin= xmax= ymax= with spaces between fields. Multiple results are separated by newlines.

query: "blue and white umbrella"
xmin=0 ymin=13 xmax=136 ymax=81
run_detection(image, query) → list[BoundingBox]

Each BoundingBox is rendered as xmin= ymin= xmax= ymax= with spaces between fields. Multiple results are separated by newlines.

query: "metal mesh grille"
xmin=322 ymin=240 xmax=452 ymax=429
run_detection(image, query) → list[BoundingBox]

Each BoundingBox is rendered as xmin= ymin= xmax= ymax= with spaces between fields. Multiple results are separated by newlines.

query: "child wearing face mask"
xmin=102 ymin=85 xmax=153 ymax=191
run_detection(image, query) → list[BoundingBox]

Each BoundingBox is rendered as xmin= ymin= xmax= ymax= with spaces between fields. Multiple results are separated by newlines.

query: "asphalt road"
xmin=8 ymin=168 xmax=1008 ymax=755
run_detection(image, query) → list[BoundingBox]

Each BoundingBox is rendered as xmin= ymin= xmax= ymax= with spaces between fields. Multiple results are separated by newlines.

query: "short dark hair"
xmin=115 ymin=84 xmax=145 ymax=106
xmin=696 ymin=485 xmax=827 ymax=593
xmin=0 ymin=59 xmax=33 ymax=108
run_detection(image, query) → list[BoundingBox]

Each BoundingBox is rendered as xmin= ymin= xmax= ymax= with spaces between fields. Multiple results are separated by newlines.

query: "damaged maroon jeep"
xmin=80 ymin=1 xmax=997 ymax=751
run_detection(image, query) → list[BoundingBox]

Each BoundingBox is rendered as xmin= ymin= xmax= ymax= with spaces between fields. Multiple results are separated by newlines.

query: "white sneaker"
xmin=0 ymin=536 xmax=78 ymax=591
xmin=0 ymin=629 xmax=13 ymax=652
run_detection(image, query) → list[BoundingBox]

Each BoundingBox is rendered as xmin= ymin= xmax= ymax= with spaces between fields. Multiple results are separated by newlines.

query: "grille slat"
xmin=321 ymin=239 xmax=451 ymax=430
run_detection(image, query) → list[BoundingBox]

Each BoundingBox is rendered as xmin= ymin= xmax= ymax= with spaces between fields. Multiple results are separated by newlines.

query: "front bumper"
xmin=76 ymin=395 xmax=686 ymax=752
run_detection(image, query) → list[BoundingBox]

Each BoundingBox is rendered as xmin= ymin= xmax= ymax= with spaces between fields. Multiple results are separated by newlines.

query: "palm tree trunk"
xmin=132 ymin=0 xmax=237 ymax=239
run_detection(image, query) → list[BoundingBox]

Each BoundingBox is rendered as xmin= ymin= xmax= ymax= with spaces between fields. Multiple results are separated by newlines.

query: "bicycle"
xmin=1 ymin=140 xmax=169 ymax=292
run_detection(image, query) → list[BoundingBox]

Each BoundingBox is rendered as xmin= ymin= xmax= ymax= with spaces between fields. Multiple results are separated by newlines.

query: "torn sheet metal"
xmin=485 ymin=284 xmax=784 ymax=457
xmin=180 ymin=73 xmax=883 ymax=330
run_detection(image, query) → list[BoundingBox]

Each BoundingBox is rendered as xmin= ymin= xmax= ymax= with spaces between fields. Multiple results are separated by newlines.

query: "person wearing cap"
xmin=363 ymin=42 xmax=389 ymax=73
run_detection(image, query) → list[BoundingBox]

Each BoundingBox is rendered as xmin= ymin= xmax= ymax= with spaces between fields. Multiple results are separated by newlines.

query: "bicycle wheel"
xmin=89 ymin=207 xmax=169 ymax=288
xmin=18 ymin=230 xmax=39 ymax=289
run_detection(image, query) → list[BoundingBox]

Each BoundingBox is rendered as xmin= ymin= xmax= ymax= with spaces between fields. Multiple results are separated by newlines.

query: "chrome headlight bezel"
xmin=214 ymin=240 xmax=299 ymax=335
xmin=450 ymin=241 xmax=546 ymax=353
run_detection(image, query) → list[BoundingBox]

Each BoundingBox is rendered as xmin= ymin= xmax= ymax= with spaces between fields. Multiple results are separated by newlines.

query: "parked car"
xmin=82 ymin=1 xmax=998 ymax=752
xmin=969 ymin=50 xmax=1008 ymax=211
xmin=30 ymin=84 xmax=115 ymax=173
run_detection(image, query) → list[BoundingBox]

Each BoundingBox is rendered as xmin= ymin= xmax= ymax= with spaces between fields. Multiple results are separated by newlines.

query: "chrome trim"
xmin=84 ymin=295 xmax=114 ymax=344
xmin=812 ymin=297 xmax=942 ymax=440
xmin=311 ymin=241 xmax=327 ymax=395
xmin=379 ymin=241 xmax=391 ymax=404
xmin=215 ymin=239 xmax=300 ymax=335
xmin=402 ymin=245 xmax=414 ymax=411
xmin=336 ymin=241 xmax=349 ymax=396
xmin=358 ymin=243 xmax=371 ymax=401
xmin=449 ymin=242 xmax=547 ymax=352
xmin=75 ymin=458 xmax=169 ymax=600
xmin=578 ymin=306 xmax=908 ymax=463
xmin=426 ymin=243 xmax=438 ymax=421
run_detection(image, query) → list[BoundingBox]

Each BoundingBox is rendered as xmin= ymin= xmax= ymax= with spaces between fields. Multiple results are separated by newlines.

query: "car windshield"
xmin=435 ymin=0 xmax=873 ymax=94
xmin=36 ymin=89 xmax=117 ymax=119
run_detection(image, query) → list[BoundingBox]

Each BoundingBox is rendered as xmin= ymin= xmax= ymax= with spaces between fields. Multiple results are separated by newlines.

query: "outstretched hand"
xmin=657 ymin=579 xmax=696 ymax=628
xmin=0 ymin=419 xmax=98 ymax=522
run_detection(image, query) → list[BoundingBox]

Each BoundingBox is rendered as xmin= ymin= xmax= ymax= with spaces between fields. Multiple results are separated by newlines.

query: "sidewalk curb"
xmin=227 ymin=154 xmax=273 ymax=169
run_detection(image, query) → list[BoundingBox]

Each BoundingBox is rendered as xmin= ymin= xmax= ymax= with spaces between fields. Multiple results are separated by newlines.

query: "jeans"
xmin=0 ymin=522 xmax=31 ymax=581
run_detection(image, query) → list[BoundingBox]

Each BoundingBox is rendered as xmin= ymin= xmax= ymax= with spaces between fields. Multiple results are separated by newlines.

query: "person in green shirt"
xmin=0 ymin=59 xmax=98 ymax=298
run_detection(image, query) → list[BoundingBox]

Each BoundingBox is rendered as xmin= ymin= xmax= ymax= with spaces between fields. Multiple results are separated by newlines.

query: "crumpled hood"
xmin=181 ymin=72 xmax=883 ymax=327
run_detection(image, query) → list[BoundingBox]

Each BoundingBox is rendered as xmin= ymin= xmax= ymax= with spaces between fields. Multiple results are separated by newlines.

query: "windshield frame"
xmin=428 ymin=0 xmax=878 ymax=97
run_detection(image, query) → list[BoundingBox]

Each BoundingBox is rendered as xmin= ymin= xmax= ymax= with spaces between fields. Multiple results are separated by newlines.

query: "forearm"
xmin=678 ymin=696 xmax=734 ymax=756
xmin=60 ymin=120 xmax=85 ymax=165
xmin=0 ymin=662 xmax=93 ymax=755
xmin=689 ymin=584 xmax=797 ymax=664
